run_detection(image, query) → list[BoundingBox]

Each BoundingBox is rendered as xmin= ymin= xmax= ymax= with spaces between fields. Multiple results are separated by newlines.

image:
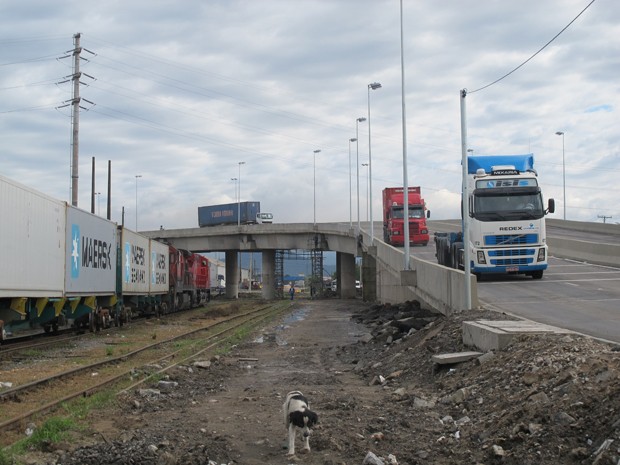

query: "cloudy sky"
xmin=1 ymin=0 xmax=618 ymax=230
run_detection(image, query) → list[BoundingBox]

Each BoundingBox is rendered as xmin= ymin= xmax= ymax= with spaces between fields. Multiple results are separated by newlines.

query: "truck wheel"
xmin=435 ymin=237 xmax=446 ymax=265
xmin=531 ymin=270 xmax=543 ymax=279
xmin=451 ymin=242 xmax=463 ymax=269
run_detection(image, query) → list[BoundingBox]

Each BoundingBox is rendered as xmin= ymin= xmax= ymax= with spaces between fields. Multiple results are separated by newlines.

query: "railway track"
xmin=0 ymin=300 xmax=291 ymax=444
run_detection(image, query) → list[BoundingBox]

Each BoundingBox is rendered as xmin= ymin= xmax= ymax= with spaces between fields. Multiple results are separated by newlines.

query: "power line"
xmin=470 ymin=0 xmax=597 ymax=94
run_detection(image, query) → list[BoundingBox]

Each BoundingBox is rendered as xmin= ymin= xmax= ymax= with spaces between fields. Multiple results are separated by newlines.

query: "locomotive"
xmin=0 ymin=173 xmax=210 ymax=342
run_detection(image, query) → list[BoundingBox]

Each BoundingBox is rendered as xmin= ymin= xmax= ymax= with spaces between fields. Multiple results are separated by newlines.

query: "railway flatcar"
xmin=0 ymin=173 xmax=210 ymax=342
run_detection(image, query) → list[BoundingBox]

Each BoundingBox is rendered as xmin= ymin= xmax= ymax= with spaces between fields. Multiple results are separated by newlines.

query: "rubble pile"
xmin=335 ymin=301 xmax=620 ymax=464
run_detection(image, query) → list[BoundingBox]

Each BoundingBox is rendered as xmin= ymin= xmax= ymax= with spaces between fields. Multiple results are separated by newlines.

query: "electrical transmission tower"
xmin=57 ymin=32 xmax=96 ymax=207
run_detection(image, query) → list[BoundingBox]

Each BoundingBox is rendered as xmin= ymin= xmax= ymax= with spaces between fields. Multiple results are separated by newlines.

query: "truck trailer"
xmin=435 ymin=154 xmax=555 ymax=279
xmin=382 ymin=186 xmax=430 ymax=246
xmin=198 ymin=201 xmax=261 ymax=227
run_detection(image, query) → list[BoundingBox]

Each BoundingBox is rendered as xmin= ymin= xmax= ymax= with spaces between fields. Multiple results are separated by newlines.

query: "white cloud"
xmin=1 ymin=0 xmax=618 ymax=230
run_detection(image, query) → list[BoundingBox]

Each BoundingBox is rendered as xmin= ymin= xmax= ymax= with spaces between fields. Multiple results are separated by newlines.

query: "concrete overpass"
xmin=142 ymin=219 xmax=620 ymax=317
xmin=142 ymin=221 xmax=474 ymax=316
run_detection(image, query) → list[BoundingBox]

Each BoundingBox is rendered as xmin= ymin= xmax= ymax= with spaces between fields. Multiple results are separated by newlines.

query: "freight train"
xmin=0 ymin=174 xmax=211 ymax=343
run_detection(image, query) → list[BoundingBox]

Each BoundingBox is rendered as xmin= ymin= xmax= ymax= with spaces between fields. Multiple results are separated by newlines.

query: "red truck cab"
xmin=382 ymin=186 xmax=430 ymax=246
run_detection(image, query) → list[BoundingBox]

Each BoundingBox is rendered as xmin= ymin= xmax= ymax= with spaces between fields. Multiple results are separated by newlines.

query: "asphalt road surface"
xmin=412 ymin=222 xmax=620 ymax=344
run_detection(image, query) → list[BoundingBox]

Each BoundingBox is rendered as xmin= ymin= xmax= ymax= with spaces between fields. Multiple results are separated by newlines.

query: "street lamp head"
xmin=231 ymin=177 xmax=237 ymax=181
xmin=368 ymin=82 xmax=382 ymax=90
xmin=357 ymin=117 xmax=366 ymax=123
xmin=361 ymin=163 xmax=368 ymax=167
xmin=350 ymin=138 xmax=357 ymax=143
xmin=314 ymin=149 xmax=321 ymax=154
xmin=467 ymin=149 xmax=473 ymax=153
xmin=238 ymin=161 xmax=245 ymax=166
xmin=555 ymin=131 xmax=564 ymax=136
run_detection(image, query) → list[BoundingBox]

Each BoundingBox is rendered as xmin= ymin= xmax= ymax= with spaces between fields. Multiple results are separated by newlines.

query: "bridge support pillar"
xmin=261 ymin=250 xmax=276 ymax=300
xmin=225 ymin=251 xmax=239 ymax=299
xmin=362 ymin=247 xmax=377 ymax=302
xmin=337 ymin=252 xmax=356 ymax=299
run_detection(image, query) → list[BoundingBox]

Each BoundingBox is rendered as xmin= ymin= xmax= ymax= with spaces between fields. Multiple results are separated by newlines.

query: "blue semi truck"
xmin=435 ymin=154 xmax=555 ymax=279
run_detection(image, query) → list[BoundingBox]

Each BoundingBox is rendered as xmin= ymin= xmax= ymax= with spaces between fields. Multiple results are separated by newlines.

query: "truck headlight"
xmin=537 ymin=248 xmax=546 ymax=262
xmin=393 ymin=231 xmax=400 ymax=235
xmin=421 ymin=229 xmax=428 ymax=234
xmin=477 ymin=251 xmax=486 ymax=264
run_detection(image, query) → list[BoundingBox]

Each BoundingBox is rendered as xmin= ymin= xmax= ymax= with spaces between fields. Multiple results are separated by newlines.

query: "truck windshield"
xmin=473 ymin=193 xmax=544 ymax=221
xmin=391 ymin=206 xmax=425 ymax=219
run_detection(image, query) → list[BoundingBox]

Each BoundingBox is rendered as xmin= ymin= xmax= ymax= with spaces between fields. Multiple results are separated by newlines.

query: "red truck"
xmin=382 ymin=187 xmax=430 ymax=246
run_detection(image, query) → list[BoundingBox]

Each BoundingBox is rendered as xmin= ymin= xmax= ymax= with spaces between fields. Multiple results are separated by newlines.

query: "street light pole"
xmin=555 ymin=131 xmax=566 ymax=220
xmin=237 ymin=162 xmax=245 ymax=226
xmin=95 ymin=192 xmax=101 ymax=216
xmin=362 ymin=163 xmax=369 ymax=221
xmin=355 ymin=117 xmax=366 ymax=235
xmin=348 ymin=138 xmax=357 ymax=229
xmin=367 ymin=82 xmax=382 ymax=243
xmin=135 ymin=175 xmax=142 ymax=230
xmin=313 ymin=149 xmax=321 ymax=225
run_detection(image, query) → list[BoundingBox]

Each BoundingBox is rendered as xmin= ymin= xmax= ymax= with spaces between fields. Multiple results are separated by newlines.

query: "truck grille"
xmin=484 ymin=234 xmax=538 ymax=246
xmin=488 ymin=248 xmax=536 ymax=266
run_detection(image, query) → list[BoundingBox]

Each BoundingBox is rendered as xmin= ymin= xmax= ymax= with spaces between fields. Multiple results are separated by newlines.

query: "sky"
xmin=1 ymin=0 xmax=619 ymax=231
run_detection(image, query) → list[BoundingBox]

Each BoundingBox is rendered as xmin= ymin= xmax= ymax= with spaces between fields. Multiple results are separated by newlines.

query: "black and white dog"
xmin=283 ymin=390 xmax=319 ymax=456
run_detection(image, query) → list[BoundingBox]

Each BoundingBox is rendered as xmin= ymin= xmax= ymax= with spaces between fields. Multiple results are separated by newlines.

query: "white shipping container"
xmin=149 ymin=239 xmax=169 ymax=295
xmin=0 ymin=174 xmax=66 ymax=298
xmin=121 ymin=227 xmax=150 ymax=295
xmin=65 ymin=206 xmax=118 ymax=296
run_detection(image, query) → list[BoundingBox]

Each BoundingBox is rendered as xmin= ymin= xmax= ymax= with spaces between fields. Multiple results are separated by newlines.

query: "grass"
xmin=4 ymin=416 xmax=76 ymax=458
xmin=0 ymin=450 xmax=10 ymax=465
xmin=62 ymin=390 xmax=117 ymax=419
xmin=0 ymin=389 xmax=119 ymax=463
xmin=19 ymin=348 xmax=44 ymax=358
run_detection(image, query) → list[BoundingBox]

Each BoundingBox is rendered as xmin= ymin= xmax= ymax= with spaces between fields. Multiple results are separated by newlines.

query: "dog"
xmin=283 ymin=390 xmax=318 ymax=456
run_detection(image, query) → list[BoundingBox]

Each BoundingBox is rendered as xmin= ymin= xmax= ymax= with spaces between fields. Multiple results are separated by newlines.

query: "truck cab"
xmin=382 ymin=187 xmax=430 ymax=246
xmin=435 ymin=154 xmax=555 ymax=279
xmin=256 ymin=212 xmax=273 ymax=224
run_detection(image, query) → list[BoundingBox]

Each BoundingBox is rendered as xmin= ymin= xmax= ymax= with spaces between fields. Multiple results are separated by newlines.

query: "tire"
xmin=531 ymin=270 xmax=543 ymax=280
xmin=452 ymin=242 xmax=463 ymax=269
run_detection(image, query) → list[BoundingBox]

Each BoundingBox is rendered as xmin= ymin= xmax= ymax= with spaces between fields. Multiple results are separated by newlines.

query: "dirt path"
xmin=197 ymin=300 xmax=373 ymax=464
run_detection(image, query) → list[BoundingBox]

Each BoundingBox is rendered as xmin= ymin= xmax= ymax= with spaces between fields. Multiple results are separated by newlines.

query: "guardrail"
xmin=360 ymin=230 xmax=478 ymax=315
xmin=548 ymin=238 xmax=620 ymax=268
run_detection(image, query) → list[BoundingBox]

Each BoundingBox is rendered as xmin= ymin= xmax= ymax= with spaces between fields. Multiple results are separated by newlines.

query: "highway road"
xmin=413 ymin=221 xmax=620 ymax=344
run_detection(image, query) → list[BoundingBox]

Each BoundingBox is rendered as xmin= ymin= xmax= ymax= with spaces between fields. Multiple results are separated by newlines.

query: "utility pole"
xmin=57 ymin=33 xmax=95 ymax=207
xmin=598 ymin=215 xmax=612 ymax=223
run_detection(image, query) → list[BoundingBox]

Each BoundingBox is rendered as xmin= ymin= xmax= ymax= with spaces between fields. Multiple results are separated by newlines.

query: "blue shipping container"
xmin=198 ymin=201 xmax=260 ymax=226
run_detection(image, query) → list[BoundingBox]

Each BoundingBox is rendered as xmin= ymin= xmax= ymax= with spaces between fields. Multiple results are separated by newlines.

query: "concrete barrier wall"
xmin=547 ymin=218 xmax=620 ymax=235
xmin=548 ymin=237 xmax=620 ymax=268
xmin=367 ymin=233 xmax=478 ymax=315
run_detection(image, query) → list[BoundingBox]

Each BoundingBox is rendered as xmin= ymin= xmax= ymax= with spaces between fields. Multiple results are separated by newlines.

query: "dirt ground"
xmin=19 ymin=298 xmax=620 ymax=465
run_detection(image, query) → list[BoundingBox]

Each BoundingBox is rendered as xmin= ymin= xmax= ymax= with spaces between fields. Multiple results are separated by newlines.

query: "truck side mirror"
xmin=547 ymin=198 xmax=555 ymax=214
xmin=426 ymin=210 xmax=431 ymax=219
